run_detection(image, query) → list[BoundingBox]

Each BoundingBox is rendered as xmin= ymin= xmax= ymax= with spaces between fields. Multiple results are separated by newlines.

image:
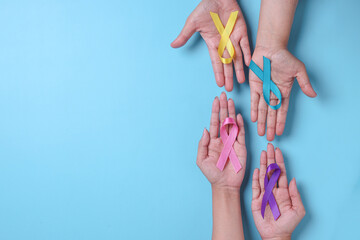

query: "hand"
xmin=249 ymin=47 xmax=317 ymax=141
xmin=196 ymin=92 xmax=247 ymax=190
xmin=251 ymin=143 xmax=306 ymax=240
xmin=171 ymin=0 xmax=251 ymax=92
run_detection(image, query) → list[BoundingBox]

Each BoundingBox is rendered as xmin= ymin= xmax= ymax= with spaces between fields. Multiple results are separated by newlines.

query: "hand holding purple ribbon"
xmin=251 ymin=144 xmax=306 ymax=240
xmin=261 ymin=163 xmax=281 ymax=220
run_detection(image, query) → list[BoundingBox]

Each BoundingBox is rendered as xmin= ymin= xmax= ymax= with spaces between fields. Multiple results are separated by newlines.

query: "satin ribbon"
xmin=210 ymin=11 xmax=238 ymax=64
xmin=261 ymin=163 xmax=281 ymax=220
xmin=249 ymin=57 xmax=282 ymax=110
xmin=216 ymin=117 xmax=242 ymax=173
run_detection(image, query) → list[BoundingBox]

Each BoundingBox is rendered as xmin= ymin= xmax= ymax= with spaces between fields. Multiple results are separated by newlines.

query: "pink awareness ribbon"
xmin=216 ymin=117 xmax=242 ymax=173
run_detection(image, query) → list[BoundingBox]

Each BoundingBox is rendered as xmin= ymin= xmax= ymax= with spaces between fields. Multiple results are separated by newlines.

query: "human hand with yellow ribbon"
xmin=171 ymin=0 xmax=251 ymax=92
xmin=249 ymin=0 xmax=317 ymax=141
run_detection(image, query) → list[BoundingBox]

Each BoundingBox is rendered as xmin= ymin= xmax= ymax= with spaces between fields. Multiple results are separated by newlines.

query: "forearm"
xmin=212 ymin=186 xmax=244 ymax=240
xmin=256 ymin=0 xmax=298 ymax=50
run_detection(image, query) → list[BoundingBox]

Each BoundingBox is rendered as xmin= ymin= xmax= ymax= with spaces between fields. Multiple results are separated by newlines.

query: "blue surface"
xmin=0 ymin=0 xmax=359 ymax=239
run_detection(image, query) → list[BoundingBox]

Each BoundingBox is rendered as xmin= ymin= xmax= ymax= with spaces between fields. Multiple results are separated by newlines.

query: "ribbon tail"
xmin=261 ymin=193 xmax=280 ymax=220
xmin=263 ymin=56 xmax=271 ymax=107
xmin=268 ymin=193 xmax=281 ymax=220
xmin=229 ymin=149 xmax=241 ymax=173
xmin=227 ymin=122 xmax=241 ymax=172
xmin=261 ymin=194 xmax=267 ymax=218
xmin=216 ymin=137 xmax=232 ymax=171
xmin=216 ymin=152 xmax=229 ymax=171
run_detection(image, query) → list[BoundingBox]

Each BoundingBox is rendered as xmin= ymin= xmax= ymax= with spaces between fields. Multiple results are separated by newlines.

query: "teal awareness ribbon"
xmin=249 ymin=56 xmax=282 ymax=110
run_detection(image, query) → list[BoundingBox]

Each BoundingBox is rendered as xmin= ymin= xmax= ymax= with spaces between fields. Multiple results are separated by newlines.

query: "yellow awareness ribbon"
xmin=210 ymin=11 xmax=238 ymax=64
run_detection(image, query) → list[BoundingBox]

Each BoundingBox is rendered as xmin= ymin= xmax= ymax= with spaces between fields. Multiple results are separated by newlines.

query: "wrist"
xmin=212 ymin=185 xmax=240 ymax=197
xmin=263 ymin=235 xmax=291 ymax=240
xmin=260 ymin=0 xmax=298 ymax=6
xmin=211 ymin=185 xmax=240 ymax=202
xmin=205 ymin=0 xmax=237 ymax=6
xmin=255 ymin=31 xmax=288 ymax=51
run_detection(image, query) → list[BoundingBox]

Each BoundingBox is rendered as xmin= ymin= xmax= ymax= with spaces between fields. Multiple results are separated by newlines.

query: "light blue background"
xmin=0 ymin=0 xmax=359 ymax=239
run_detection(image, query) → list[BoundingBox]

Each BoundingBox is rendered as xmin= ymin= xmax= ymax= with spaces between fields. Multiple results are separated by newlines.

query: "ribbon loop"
xmin=249 ymin=56 xmax=282 ymax=110
xmin=210 ymin=11 xmax=238 ymax=64
xmin=261 ymin=163 xmax=281 ymax=220
xmin=216 ymin=117 xmax=242 ymax=173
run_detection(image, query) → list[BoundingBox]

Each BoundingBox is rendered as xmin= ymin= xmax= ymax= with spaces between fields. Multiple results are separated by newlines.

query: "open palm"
xmin=196 ymin=92 xmax=247 ymax=189
xmin=249 ymin=47 xmax=317 ymax=141
xmin=172 ymin=0 xmax=251 ymax=92
xmin=251 ymin=143 xmax=306 ymax=239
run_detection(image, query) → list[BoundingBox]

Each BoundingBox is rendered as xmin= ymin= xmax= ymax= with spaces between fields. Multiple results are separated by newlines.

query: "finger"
xmin=250 ymin=90 xmax=260 ymax=122
xmin=171 ymin=17 xmax=196 ymax=48
xmin=223 ymin=52 xmax=234 ymax=92
xmin=267 ymin=143 xmax=275 ymax=166
xmin=296 ymin=64 xmax=317 ymax=98
xmin=236 ymin=113 xmax=245 ymax=146
xmin=228 ymin=98 xmax=236 ymax=120
xmin=228 ymin=98 xmax=236 ymax=140
xmin=259 ymin=151 xmax=267 ymax=192
xmin=257 ymin=95 xmax=267 ymax=136
xmin=252 ymin=168 xmax=261 ymax=200
xmin=233 ymin=43 xmax=245 ymax=84
xmin=267 ymin=143 xmax=276 ymax=188
xmin=240 ymin=36 xmax=251 ymax=66
xmin=289 ymin=178 xmax=306 ymax=218
xmin=209 ymin=48 xmax=225 ymax=87
xmin=219 ymin=92 xmax=228 ymax=126
xmin=196 ymin=128 xmax=210 ymax=166
xmin=275 ymin=147 xmax=288 ymax=188
xmin=276 ymin=97 xmax=290 ymax=136
xmin=209 ymin=97 xmax=220 ymax=139
xmin=266 ymin=97 xmax=277 ymax=141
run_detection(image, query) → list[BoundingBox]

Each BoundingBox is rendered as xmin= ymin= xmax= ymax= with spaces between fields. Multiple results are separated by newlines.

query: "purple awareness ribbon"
xmin=261 ymin=163 xmax=281 ymax=220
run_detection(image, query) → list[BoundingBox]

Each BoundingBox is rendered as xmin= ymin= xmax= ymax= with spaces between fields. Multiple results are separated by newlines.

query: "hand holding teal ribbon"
xmin=249 ymin=57 xmax=282 ymax=110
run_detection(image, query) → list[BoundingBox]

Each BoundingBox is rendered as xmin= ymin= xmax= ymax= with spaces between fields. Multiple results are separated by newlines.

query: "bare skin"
xmin=252 ymin=143 xmax=306 ymax=240
xmin=250 ymin=0 xmax=317 ymax=141
xmin=197 ymin=92 xmax=246 ymax=240
xmin=172 ymin=0 xmax=251 ymax=92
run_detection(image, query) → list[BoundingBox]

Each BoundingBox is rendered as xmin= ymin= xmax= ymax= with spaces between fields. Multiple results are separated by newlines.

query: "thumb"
xmin=196 ymin=128 xmax=210 ymax=166
xmin=171 ymin=16 xmax=196 ymax=48
xmin=289 ymin=178 xmax=306 ymax=218
xmin=296 ymin=64 xmax=317 ymax=98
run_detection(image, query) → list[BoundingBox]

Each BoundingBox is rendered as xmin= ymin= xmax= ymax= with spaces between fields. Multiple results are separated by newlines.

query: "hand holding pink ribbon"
xmin=216 ymin=117 xmax=242 ymax=173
